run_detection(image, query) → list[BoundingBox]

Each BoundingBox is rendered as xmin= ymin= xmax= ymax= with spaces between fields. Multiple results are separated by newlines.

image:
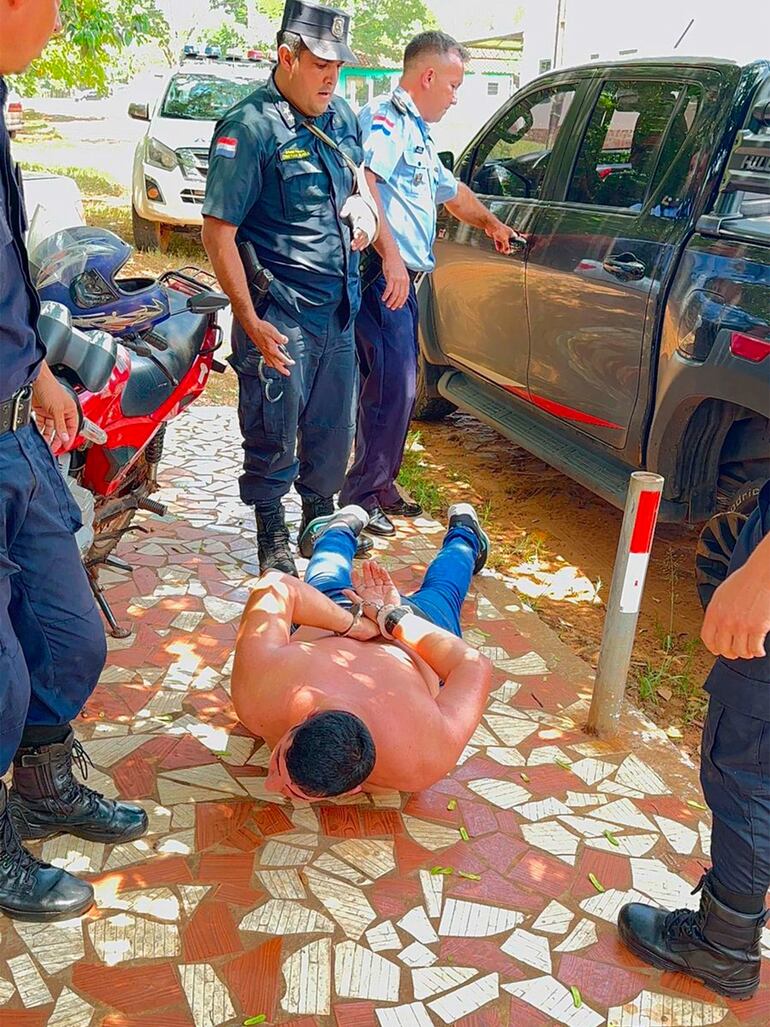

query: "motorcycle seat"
xmin=120 ymin=291 xmax=210 ymax=418
xmin=38 ymin=303 xmax=118 ymax=394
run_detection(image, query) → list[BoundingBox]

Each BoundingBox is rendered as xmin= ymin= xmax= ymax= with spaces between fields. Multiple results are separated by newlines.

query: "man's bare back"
xmin=231 ymin=555 xmax=492 ymax=798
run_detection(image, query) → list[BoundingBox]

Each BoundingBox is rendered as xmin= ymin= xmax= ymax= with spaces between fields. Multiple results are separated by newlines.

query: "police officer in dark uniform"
xmin=0 ymin=0 xmax=148 ymax=923
xmin=203 ymin=0 xmax=375 ymax=575
xmin=619 ymin=482 xmax=770 ymax=998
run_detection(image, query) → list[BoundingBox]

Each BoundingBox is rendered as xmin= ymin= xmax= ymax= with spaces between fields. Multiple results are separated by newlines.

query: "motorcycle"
xmin=38 ymin=266 xmax=230 ymax=637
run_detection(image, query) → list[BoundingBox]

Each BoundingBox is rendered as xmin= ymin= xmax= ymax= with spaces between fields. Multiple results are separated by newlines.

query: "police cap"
xmin=280 ymin=0 xmax=357 ymax=64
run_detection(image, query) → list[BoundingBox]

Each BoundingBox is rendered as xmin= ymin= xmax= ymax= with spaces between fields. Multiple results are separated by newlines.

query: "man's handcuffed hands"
xmin=341 ymin=561 xmax=402 ymax=640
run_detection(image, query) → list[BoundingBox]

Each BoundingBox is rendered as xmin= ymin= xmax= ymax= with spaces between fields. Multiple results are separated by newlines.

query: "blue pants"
xmin=340 ymin=274 xmax=419 ymax=511
xmin=702 ymin=481 xmax=770 ymax=899
xmin=304 ymin=522 xmax=480 ymax=637
xmin=0 ymin=424 xmax=106 ymax=775
xmin=231 ymin=301 xmax=357 ymax=509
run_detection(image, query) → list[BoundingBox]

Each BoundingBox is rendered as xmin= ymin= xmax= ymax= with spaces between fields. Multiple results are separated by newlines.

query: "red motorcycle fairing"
xmin=80 ymin=324 xmax=216 ymax=496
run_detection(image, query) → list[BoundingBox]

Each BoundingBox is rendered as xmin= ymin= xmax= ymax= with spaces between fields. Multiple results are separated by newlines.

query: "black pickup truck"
xmin=416 ymin=57 xmax=770 ymax=600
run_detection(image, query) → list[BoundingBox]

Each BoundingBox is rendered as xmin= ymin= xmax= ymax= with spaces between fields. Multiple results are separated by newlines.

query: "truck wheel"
xmin=413 ymin=352 xmax=456 ymax=422
xmin=694 ymin=477 xmax=767 ymax=610
xmin=132 ymin=206 xmax=172 ymax=253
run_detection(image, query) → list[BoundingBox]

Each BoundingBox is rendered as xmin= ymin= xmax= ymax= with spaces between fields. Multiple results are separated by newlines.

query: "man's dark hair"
xmin=404 ymin=31 xmax=470 ymax=69
xmin=285 ymin=711 xmax=376 ymax=798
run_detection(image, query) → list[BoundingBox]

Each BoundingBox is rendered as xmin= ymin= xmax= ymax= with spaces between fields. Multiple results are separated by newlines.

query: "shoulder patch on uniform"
xmin=214 ymin=136 xmax=238 ymax=158
xmin=372 ymin=113 xmax=395 ymax=136
xmin=280 ymin=148 xmax=311 ymax=161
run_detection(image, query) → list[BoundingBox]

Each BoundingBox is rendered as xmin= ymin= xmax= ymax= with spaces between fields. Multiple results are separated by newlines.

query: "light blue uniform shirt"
xmin=361 ymin=85 xmax=459 ymax=273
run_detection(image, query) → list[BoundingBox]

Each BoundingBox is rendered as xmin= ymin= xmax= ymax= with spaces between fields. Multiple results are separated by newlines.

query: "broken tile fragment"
xmin=403 ymin=815 xmax=460 ymax=850
xmin=412 ymin=966 xmax=477 ymax=1000
xmin=520 ymin=821 xmax=579 ymax=863
xmin=501 ymin=926 xmax=553 ymax=972
xmin=419 ymin=868 xmax=443 ymax=919
xmin=467 ymin=778 xmax=531 ymax=810
xmin=397 ymin=941 xmax=438 ymax=967
xmin=239 ymin=899 xmax=333 ymax=935
xmin=256 ymin=868 xmax=307 ymax=899
xmin=615 ymin=754 xmax=670 ymax=795
xmin=366 ymin=920 xmax=402 ymax=952
xmin=48 ymin=987 xmax=95 ymax=1027
xmin=305 ymin=867 xmax=376 ymax=940
xmin=503 ymin=975 xmax=603 ymax=1027
xmin=180 ymin=962 xmax=235 ymax=1027
xmin=334 ymin=940 xmax=400 ymax=1001
xmin=7 ymin=954 xmax=52 ymax=1008
xmin=88 ymin=913 xmax=180 ymax=966
xmin=331 ymin=839 xmax=396 ymax=879
xmin=438 ymin=898 xmax=522 ymax=937
xmin=606 ymin=989 xmax=728 ymax=1026
xmin=654 ymin=816 xmax=698 ymax=855
xmin=531 ymin=900 xmax=574 ymax=935
xmin=554 ymin=917 xmax=599 ymax=952
xmin=397 ymin=906 xmax=439 ymax=945
xmin=281 ymin=937 xmax=331 ymax=1016
xmin=428 ymin=972 xmax=499 ymax=1024
xmin=13 ymin=918 xmax=84 ymax=974
xmin=375 ymin=1002 xmax=433 ymax=1026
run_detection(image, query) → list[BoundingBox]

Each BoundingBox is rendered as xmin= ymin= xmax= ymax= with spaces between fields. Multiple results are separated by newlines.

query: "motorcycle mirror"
xmin=187 ymin=291 xmax=230 ymax=315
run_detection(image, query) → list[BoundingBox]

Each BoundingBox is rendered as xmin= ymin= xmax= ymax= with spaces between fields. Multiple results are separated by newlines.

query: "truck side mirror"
xmin=128 ymin=103 xmax=150 ymax=122
xmin=438 ymin=151 xmax=455 ymax=171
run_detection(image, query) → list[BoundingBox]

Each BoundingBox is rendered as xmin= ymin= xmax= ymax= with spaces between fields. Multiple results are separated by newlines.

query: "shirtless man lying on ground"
xmin=231 ymin=504 xmax=494 ymax=799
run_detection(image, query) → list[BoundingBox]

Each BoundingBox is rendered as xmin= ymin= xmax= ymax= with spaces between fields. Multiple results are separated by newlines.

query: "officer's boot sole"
xmin=0 ymin=891 xmax=94 ymax=923
xmin=618 ymin=920 xmax=759 ymax=1000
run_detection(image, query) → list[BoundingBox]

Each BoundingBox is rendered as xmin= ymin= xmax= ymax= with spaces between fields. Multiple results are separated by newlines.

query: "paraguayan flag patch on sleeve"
xmin=215 ymin=136 xmax=238 ymax=158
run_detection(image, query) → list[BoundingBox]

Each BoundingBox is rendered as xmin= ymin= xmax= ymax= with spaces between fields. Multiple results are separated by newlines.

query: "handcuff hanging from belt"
xmin=238 ymin=239 xmax=286 ymax=405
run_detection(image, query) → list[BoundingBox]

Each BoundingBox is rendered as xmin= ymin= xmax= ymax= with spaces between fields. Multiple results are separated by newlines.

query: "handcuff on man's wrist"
xmin=336 ymin=601 xmax=362 ymax=637
xmin=377 ymin=604 xmax=411 ymax=640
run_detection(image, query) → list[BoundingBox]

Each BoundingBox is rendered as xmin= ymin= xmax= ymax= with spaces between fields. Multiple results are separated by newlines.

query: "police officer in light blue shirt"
xmin=340 ymin=32 xmax=518 ymax=536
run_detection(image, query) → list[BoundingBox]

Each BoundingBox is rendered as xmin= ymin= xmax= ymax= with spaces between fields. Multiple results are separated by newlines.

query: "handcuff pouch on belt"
xmin=237 ymin=240 xmax=284 ymax=404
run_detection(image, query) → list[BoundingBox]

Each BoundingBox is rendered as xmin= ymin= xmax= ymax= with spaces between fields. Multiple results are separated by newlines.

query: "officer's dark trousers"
xmin=340 ymin=272 xmax=419 ymax=512
xmin=0 ymin=424 xmax=106 ymax=776
xmin=701 ymin=483 xmax=770 ymax=905
xmin=232 ymin=302 xmax=357 ymax=508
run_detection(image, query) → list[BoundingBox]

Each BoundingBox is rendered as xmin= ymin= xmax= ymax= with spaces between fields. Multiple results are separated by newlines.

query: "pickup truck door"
xmin=431 ymin=84 xmax=579 ymax=393
xmin=526 ymin=74 xmax=707 ymax=450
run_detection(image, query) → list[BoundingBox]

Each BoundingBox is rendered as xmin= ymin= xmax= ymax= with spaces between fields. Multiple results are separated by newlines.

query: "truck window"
xmin=469 ymin=86 xmax=576 ymax=200
xmin=567 ymin=79 xmax=702 ymax=213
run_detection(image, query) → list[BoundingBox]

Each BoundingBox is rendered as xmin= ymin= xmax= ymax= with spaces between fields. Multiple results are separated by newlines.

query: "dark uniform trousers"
xmin=0 ymin=424 xmax=106 ymax=775
xmin=339 ymin=270 xmax=420 ymax=512
xmin=702 ymin=481 xmax=770 ymax=900
xmin=231 ymin=300 xmax=358 ymax=509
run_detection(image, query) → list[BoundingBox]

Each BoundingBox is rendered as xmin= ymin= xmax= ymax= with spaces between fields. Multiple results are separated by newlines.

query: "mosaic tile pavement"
xmin=1 ymin=406 xmax=768 ymax=1027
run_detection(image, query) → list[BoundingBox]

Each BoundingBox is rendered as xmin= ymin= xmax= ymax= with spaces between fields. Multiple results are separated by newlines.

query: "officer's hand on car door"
xmin=381 ymin=251 xmax=411 ymax=311
xmin=250 ymin=319 xmax=295 ymax=377
xmin=484 ymin=220 xmax=520 ymax=255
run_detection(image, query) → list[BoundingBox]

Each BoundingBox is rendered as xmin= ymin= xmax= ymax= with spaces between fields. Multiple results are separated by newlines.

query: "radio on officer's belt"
xmin=237 ymin=240 xmax=274 ymax=313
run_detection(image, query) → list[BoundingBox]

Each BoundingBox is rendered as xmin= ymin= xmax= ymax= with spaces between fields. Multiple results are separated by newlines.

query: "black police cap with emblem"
xmin=280 ymin=0 xmax=357 ymax=65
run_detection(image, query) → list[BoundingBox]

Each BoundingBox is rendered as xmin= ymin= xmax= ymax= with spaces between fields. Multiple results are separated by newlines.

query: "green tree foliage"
xmin=344 ymin=0 xmax=437 ymax=63
xmin=13 ymin=0 xmax=166 ymax=93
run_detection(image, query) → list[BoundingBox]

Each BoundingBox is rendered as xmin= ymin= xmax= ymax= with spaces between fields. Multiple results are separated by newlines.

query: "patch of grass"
xmin=635 ymin=634 xmax=705 ymax=721
xmin=397 ymin=431 xmax=447 ymax=516
xmin=21 ymin=161 xmax=124 ymax=197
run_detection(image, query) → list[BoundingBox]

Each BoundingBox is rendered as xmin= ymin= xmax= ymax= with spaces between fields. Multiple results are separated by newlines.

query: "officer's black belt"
xmin=0 ymin=384 xmax=33 ymax=436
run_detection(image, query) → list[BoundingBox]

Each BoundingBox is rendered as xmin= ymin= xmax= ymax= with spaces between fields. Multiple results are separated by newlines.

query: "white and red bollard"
xmin=587 ymin=472 xmax=664 ymax=738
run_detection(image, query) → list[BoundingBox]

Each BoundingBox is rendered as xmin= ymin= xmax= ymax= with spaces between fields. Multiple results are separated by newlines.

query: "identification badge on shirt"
xmin=281 ymin=148 xmax=312 ymax=161
xmin=414 ymin=171 xmax=424 ymax=186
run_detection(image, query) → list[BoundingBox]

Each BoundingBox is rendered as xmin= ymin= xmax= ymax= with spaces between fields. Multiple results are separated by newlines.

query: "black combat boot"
xmin=9 ymin=730 xmax=148 ymax=844
xmin=618 ymin=871 xmax=768 ymax=999
xmin=255 ymin=501 xmax=298 ymax=576
xmin=0 ymin=780 xmax=94 ymax=922
xmin=298 ymin=496 xmax=372 ymax=559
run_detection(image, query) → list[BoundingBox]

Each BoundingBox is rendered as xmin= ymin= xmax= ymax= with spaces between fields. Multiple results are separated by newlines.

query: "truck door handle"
xmin=602 ymin=253 xmax=647 ymax=281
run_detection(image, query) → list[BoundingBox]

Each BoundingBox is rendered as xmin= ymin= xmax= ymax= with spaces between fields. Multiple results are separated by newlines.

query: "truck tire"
xmin=132 ymin=206 xmax=172 ymax=253
xmin=694 ymin=477 xmax=767 ymax=610
xmin=413 ymin=352 xmax=456 ymax=422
